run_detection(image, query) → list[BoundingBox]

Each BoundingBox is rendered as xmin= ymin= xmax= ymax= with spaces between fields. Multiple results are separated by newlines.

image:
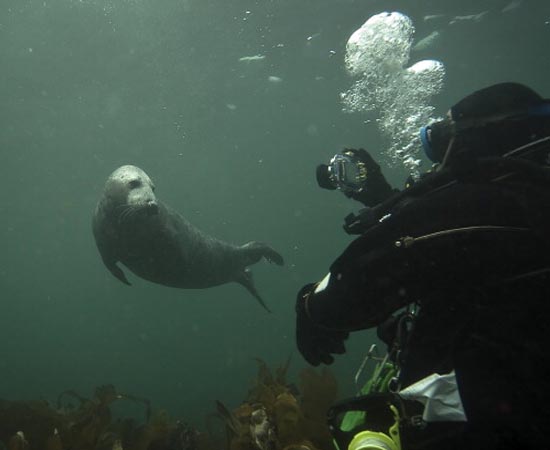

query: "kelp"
xmin=0 ymin=385 xmax=211 ymax=450
xmin=0 ymin=362 xmax=338 ymax=450
xmin=216 ymin=360 xmax=338 ymax=450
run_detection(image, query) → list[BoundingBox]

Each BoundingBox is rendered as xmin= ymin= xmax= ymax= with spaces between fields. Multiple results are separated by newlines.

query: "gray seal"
xmin=92 ymin=165 xmax=284 ymax=311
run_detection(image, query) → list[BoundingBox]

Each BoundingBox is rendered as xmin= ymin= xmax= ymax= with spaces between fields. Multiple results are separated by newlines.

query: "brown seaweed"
xmin=0 ymin=361 xmax=337 ymax=450
xmin=0 ymin=386 xmax=210 ymax=450
xmin=216 ymin=360 xmax=337 ymax=450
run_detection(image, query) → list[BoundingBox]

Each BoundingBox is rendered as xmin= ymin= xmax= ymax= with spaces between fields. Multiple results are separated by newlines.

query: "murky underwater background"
xmin=1 ymin=0 xmax=549 ymax=427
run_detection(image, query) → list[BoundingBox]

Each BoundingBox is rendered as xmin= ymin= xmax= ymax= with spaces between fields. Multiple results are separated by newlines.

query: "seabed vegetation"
xmin=0 ymin=360 xmax=338 ymax=450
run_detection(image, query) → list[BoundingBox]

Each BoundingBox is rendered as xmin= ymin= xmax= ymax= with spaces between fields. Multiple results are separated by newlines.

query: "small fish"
xmin=502 ymin=0 xmax=522 ymax=13
xmin=423 ymin=14 xmax=446 ymax=22
xmin=238 ymin=54 xmax=266 ymax=62
xmin=412 ymin=30 xmax=441 ymax=52
xmin=267 ymin=75 xmax=282 ymax=83
xmin=306 ymin=32 xmax=321 ymax=42
xmin=449 ymin=11 xmax=489 ymax=25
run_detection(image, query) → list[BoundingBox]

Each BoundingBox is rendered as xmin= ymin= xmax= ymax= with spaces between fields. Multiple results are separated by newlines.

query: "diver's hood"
xmin=424 ymin=82 xmax=550 ymax=164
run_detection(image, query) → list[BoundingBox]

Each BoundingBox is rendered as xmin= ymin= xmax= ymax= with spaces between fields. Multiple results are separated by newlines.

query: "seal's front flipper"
xmin=104 ymin=258 xmax=131 ymax=286
xmin=242 ymin=241 xmax=284 ymax=266
xmin=236 ymin=269 xmax=271 ymax=313
xmin=95 ymin=236 xmax=132 ymax=286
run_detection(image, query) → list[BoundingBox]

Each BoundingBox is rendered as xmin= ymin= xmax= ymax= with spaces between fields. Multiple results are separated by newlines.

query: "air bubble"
xmin=341 ymin=11 xmax=445 ymax=176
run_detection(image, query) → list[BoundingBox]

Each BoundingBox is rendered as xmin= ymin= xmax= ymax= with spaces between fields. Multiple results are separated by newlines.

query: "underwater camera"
xmin=316 ymin=150 xmax=368 ymax=194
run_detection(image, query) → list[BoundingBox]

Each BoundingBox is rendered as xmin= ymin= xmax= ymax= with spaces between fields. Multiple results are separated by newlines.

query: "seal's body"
xmin=92 ymin=165 xmax=283 ymax=311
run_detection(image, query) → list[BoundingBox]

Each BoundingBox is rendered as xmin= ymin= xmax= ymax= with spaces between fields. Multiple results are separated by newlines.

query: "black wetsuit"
xmin=298 ymin=170 xmax=550 ymax=448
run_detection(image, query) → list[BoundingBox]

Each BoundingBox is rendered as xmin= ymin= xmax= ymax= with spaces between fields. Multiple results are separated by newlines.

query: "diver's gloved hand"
xmin=346 ymin=149 xmax=397 ymax=206
xmin=295 ymin=283 xmax=349 ymax=366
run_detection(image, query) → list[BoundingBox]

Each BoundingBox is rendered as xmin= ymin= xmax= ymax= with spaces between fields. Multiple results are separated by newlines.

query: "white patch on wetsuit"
xmin=314 ymin=273 xmax=331 ymax=293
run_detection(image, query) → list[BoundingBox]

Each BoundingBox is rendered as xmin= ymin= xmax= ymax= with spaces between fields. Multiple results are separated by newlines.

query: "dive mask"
xmin=419 ymin=119 xmax=454 ymax=164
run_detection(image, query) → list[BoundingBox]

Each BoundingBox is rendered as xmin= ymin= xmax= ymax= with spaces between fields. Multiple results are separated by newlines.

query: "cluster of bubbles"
xmin=341 ymin=12 xmax=445 ymax=177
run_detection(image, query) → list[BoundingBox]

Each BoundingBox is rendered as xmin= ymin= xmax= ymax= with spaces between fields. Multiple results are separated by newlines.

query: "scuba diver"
xmin=296 ymin=83 xmax=550 ymax=449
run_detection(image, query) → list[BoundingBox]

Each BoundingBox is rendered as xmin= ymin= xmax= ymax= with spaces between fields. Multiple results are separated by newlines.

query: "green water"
xmin=1 ymin=0 xmax=549 ymax=426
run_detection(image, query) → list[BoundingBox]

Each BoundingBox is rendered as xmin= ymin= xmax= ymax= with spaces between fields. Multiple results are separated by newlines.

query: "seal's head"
xmin=103 ymin=165 xmax=159 ymax=222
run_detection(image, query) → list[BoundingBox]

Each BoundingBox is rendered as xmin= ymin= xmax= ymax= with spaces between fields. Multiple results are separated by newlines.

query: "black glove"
xmin=345 ymin=149 xmax=398 ymax=206
xmin=295 ymin=283 xmax=349 ymax=366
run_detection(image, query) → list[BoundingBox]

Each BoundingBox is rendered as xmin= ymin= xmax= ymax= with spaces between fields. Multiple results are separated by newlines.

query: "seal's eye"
xmin=128 ymin=179 xmax=141 ymax=189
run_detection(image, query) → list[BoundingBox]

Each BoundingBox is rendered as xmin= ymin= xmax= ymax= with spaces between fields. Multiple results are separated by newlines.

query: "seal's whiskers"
xmin=117 ymin=204 xmax=140 ymax=224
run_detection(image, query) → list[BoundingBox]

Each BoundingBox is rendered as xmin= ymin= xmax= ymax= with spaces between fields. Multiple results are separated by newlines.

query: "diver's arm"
xmin=317 ymin=148 xmax=399 ymax=207
xmin=295 ymin=219 xmax=402 ymax=348
xmin=295 ymin=280 xmax=349 ymax=366
xmin=296 ymin=181 xmax=547 ymax=365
